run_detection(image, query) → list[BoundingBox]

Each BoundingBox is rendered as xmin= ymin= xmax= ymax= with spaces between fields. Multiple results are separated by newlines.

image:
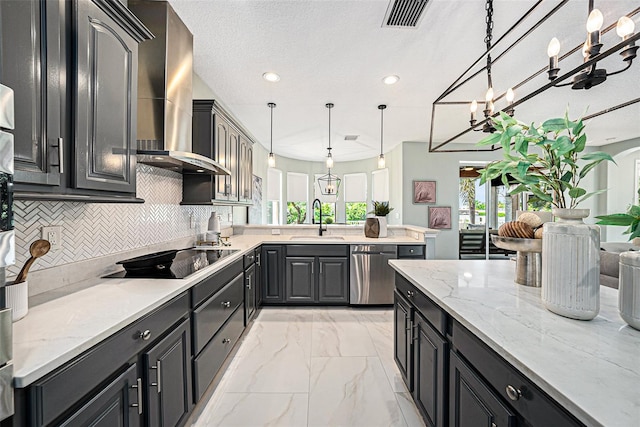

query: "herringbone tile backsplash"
xmin=7 ymin=165 xmax=232 ymax=277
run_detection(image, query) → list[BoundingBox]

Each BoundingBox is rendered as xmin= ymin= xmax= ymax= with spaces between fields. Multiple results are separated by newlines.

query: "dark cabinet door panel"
xmin=144 ymin=318 xmax=192 ymax=427
xmin=1 ymin=0 xmax=62 ymax=186
xmin=262 ymin=246 xmax=284 ymax=303
xmin=74 ymin=0 xmax=137 ymax=192
xmin=285 ymin=257 xmax=315 ymax=302
xmin=245 ymin=264 xmax=257 ymax=324
xmin=413 ymin=314 xmax=448 ymax=427
xmin=214 ymin=116 xmax=228 ymax=200
xmin=449 ymin=351 xmax=516 ymax=427
xmin=394 ymin=291 xmax=412 ymax=392
xmin=58 ymin=364 xmax=140 ymax=427
xmin=317 ymin=257 xmax=348 ymax=303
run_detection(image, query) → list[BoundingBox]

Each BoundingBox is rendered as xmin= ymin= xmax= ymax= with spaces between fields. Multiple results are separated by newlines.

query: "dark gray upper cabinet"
xmin=0 ymin=0 xmax=63 ymax=187
xmin=0 ymin=0 xmax=151 ymax=201
xmin=143 ymin=317 xmax=193 ymax=427
xmin=185 ymin=100 xmax=254 ymax=205
xmin=73 ymin=0 xmax=146 ymax=193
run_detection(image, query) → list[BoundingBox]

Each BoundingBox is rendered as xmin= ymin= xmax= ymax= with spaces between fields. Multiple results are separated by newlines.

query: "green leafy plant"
xmin=477 ymin=111 xmax=615 ymax=209
xmin=369 ymin=201 xmax=394 ymax=216
xmin=596 ymin=204 xmax=640 ymax=241
xmin=324 ymin=216 xmax=334 ymax=224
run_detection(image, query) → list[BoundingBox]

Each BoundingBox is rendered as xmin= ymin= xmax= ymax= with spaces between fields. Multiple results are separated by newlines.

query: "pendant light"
xmin=267 ymin=102 xmax=276 ymax=168
xmin=377 ymin=104 xmax=386 ymax=169
xmin=317 ymin=103 xmax=341 ymax=196
xmin=325 ymin=103 xmax=334 ymax=168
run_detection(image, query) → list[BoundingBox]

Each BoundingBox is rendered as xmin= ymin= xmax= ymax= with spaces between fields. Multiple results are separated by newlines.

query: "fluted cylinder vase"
xmin=542 ymin=208 xmax=600 ymax=320
xmin=619 ymin=251 xmax=640 ymax=330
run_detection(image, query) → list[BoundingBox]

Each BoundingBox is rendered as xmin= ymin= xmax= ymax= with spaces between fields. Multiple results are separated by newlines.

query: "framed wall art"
xmin=413 ymin=180 xmax=436 ymax=204
xmin=429 ymin=206 xmax=452 ymax=229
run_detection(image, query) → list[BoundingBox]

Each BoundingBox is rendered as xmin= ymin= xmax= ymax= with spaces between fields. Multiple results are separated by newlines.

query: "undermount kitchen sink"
xmin=288 ymin=236 xmax=345 ymax=240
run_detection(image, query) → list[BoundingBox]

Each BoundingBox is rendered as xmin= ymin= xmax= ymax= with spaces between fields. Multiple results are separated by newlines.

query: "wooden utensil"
xmin=15 ymin=239 xmax=51 ymax=284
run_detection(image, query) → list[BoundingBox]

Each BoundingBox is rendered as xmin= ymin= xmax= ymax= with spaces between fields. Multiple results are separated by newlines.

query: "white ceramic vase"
xmin=619 ymin=251 xmax=640 ymax=330
xmin=541 ymin=208 xmax=600 ymax=320
xmin=5 ymin=280 xmax=28 ymax=322
xmin=376 ymin=216 xmax=388 ymax=238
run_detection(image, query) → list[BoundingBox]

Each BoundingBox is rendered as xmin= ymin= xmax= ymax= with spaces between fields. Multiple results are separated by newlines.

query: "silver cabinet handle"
xmin=506 ymin=385 xmax=522 ymax=401
xmin=412 ymin=323 xmax=419 ymax=341
xmin=131 ymin=377 xmax=143 ymax=415
xmin=151 ymin=360 xmax=162 ymax=393
xmin=222 ymin=338 xmax=231 ymax=344
xmin=52 ymin=138 xmax=64 ymax=174
xmin=138 ymin=330 xmax=151 ymax=341
xmin=256 ymin=254 xmax=261 ymax=266
xmin=491 ymin=423 xmax=497 ymax=427
xmin=407 ymin=290 xmax=414 ymax=298
xmin=246 ymin=276 xmax=252 ymax=289
xmin=222 ymin=301 xmax=231 ymax=308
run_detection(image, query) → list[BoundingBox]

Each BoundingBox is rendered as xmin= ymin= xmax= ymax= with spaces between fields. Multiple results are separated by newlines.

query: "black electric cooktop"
xmin=104 ymin=249 xmax=239 ymax=279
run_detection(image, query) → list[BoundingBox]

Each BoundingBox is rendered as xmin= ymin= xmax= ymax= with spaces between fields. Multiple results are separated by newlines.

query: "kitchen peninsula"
xmin=390 ymin=259 xmax=640 ymax=427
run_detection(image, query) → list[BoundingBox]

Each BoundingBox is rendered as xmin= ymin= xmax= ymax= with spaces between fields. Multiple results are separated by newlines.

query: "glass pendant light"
xmin=267 ymin=102 xmax=276 ymax=168
xmin=318 ymin=103 xmax=341 ymax=196
xmin=377 ymin=104 xmax=386 ymax=169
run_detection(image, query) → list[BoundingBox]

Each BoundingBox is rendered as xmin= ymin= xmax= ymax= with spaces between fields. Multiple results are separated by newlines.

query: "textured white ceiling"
xmin=169 ymin=0 xmax=640 ymax=161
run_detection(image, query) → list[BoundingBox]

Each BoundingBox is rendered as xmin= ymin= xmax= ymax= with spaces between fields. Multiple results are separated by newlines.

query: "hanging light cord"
xmin=270 ymin=105 xmax=274 ymax=153
xmin=380 ymin=108 xmax=384 ymax=155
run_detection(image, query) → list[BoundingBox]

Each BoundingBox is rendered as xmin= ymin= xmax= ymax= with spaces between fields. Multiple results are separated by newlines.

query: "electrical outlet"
xmin=42 ymin=226 xmax=62 ymax=251
xmin=271 ymin=229 xmax=281 ymax=235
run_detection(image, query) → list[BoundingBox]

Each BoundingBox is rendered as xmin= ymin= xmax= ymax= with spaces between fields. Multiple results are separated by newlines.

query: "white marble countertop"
xmin=389 ymin=259 xmax=640 ymax=427
xmin=12 ymin=232 xmax=427 ymax=387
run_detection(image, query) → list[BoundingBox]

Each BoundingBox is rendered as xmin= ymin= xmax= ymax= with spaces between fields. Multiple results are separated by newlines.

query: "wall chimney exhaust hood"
xmin=129 ymin=0 xmax=229 ymax=176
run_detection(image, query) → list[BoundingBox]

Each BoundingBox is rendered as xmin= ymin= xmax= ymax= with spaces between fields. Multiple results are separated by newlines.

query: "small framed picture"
xmin=413 ymin=180 xmax=436 ymax=204
xmin=429 ymin=206 xmax=452 ymax=229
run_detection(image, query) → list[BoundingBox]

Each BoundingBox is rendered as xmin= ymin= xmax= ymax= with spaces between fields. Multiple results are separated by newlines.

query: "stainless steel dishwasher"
xmin=350 ymin=244 xmax=397 ymax=304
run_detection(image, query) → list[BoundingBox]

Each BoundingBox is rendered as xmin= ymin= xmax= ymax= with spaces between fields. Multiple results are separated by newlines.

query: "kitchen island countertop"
xmin=389 ymin=259 xmax=640 ymax=427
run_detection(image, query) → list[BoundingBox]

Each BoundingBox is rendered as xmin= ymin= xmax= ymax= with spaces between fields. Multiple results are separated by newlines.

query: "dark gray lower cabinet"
xmin=394 ymin=291 xmax=412 ymax=391
xmin=395 ymin=277 xmax=585 ymax=427
xmin=413 ymin=313 xmax=448 ymax=427
xmin=449 ymin=351 xmax=516 ymax=427
xmin=58 ymin=364 xmax=140 ymax=427
xmin=144 ymin=318 xmax=192 ymax=427
xmin=262 ymin=245 xmax=285 ymax=303
xmin=245 ymin=263 xmax=257 ymax=324
xmin=317 ymin=257 xmax=348 ymax=303
xmin=285 ymin=257 xmax=315 ymax=302
xmin=394 ymin=291 xmax=448 ymax=427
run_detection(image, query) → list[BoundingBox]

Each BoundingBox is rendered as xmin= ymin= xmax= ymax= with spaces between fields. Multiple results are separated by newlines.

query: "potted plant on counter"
xmin=365 ymin=201 xmax=394 ymax=238
xmin=477 ymin=110 xmax=615 ymax=320
xmin=596 ymin=203 xmax=640 ymax=330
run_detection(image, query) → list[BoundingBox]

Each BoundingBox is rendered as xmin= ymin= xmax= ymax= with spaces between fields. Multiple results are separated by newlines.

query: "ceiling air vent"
xmin=383 ymin=0 xmax=430 ymax=28
xmin=344 ymin=135 xmax=359 ymax=141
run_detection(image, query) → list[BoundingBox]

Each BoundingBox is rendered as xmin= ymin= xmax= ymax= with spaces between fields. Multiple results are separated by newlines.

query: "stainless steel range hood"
xmin=129 ymin=1 xmax=229 ymax=176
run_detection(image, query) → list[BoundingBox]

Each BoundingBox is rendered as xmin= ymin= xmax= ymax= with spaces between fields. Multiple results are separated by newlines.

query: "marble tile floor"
xmin=191 ymin=307 xmax=425 ymax=427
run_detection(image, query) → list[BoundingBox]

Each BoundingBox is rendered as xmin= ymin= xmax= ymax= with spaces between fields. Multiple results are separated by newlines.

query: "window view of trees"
xmin=287 ymin=202 xmax=306 ymax=224
xmin=345 ymin=202 xmax=367 ymax=224
xmin=313 ymin=203 xmax=335 ymax=224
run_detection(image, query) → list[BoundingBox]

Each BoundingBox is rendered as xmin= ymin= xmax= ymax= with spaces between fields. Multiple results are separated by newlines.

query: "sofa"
xmin=600 ymin=242 xmax=639 ymax=289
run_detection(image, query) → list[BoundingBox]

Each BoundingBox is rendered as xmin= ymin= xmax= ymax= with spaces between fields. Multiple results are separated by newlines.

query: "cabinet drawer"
xmin=452 ymin=321 xmax=584 ymax=427
xmin=193 ymin=305 xmax=245 ymax=401
xmin=192 ymin=272 xmax=244 ymax=355
xmin=244 ymin=251 xmax=256 ymax=268
xmin=191 ymin=258 xmax=243 ymax=308
xmin=395 ymin=273 xmax=447 ymax=336
xmin=31 ymin=292 xmax=189 ymax=426
xmin=286 ymin=244 xmax=348 ymax=257
xmin=398 ymin=245 xmax=425 ymax=259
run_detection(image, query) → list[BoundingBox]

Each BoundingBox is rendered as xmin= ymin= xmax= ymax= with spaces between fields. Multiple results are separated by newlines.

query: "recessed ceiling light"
xmin=154 ymin=156 xmax=164 ymax=160
xmin=262 ymin=72 xmax=280 ymax=82
xmin=382 ymin=75 xmax=400 ymax=85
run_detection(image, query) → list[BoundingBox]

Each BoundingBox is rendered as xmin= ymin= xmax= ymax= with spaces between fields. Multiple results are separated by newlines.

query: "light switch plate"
xmin=42 ymin=226 xmax=62 ymax=251
xmin=271 ymin=229 xmax=281 ymax=235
